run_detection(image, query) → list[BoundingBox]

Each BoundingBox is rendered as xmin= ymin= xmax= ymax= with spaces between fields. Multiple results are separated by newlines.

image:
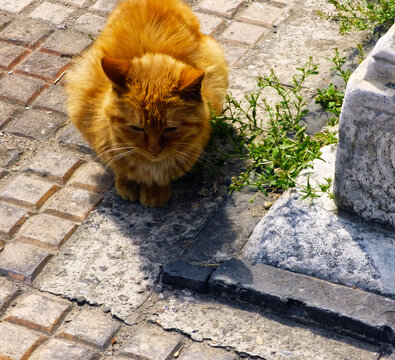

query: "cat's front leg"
xmin=115 ymin=176 xmax=139 ymax=202
xmin=139 ymin=183 xmax=171 ymax=207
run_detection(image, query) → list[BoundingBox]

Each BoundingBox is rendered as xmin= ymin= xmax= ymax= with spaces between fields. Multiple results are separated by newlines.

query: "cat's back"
xmin=96 ymin=0 xmax=203 ymax=61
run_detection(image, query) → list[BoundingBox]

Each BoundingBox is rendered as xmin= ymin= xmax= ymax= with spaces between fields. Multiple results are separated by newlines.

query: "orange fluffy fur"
xmin=66 ymin=0 xmax=228 ymax=207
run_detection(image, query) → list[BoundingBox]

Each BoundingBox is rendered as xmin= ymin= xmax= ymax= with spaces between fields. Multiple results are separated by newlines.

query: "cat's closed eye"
xmin=164 ymin=127 xmax=177 ymax=132
xmin=130 ymin=125 xmax=144 ymax=132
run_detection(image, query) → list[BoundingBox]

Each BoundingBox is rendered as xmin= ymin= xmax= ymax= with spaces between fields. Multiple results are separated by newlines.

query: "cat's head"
xmin=101 ymin=53 xmax=211 ymax=166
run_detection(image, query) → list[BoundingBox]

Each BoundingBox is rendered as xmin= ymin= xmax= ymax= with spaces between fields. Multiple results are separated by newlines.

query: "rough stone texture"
xmin=0 ymin=174 xmax=59 ymax=210
xmin=69 ymin=162 xmax=113 ymax=193
xmin=33 ymin=85 xmax=68 ymax=114
xmin=0 ymin=41 xmax=28 ymax=70
xmin=220 ymin=21 xmax=269 ymax=46
xmin=119 ymin=327 xmax=182 ymax=360
xmin=17 ymin=214 xmax=77 ymax=252
xmin=42 ymin=30 xmax=93 ymax=56
xmin=334 ymin=24 xmax=395 ymax=227
xmin=5 ymin=292 xmax=71 ymax=333
xmin=58 ymin=308 xmax=120 ymax=349
xmin=0 ymin=101 xmax=20 ymax=128
xmin=0 ymin=202 xmax=29 ymax=240
xmin=178 ymin=342 xmax=237 ymax=360
xmin=91 ymin=0 xmax=118 ymax=12
xmin=29 ymin=2 xmax=74 ymax=25
xmin=7 ymin=109 xmax=66 ymax=140
xmin=197 ymin=0 xmax=243 ymax=18
xmin=0 ymin=277 xmax=20 ymax=312
xmin=0 ymin=241 xmax=51 ymax=283
xmin=193 ymin=12 xmax=224 ymax=35
xmin=209 ymin=259 xmax=395 ymax=345
xmin=162 ymin=262 xmax=216 ymax=293
xmin=36 ymin=187 xmax=223 ymax=322
xmin=0 ymin=146 xmax=22 ymax=167
xmin=237 ymin=2 xmax=284 ymax=27
xmin=25 ymin=151 xmax=83 ymax=185
xmin=43 ymin=187 xmax=104 ymax=222
xmin=244 ymin=145 xmax=395 ymax=299
xmin=0 ymin=73 xmax=46 ymax=105
xmin=73 ymin=13 xmax=107 ymax=35
xmin=0 ymin=322 xmax=47 ymax=360
xmin=15 ymin=51 xmax=70 ymax=81
xmin=152 ymin=291 xmax=379 ymax=360
xmin=30 ymin=339 xmax=99 ymax=360
xmin=0 ymin=18 xmax=51 ymax=47
xmin=0 ymin=0 xmax=34 ymax=14
xmin=59 ymin=126 xmax=94 ymax=154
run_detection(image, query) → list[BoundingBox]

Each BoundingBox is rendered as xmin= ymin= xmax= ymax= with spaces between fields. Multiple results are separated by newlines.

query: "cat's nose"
xmin=148 ymin=145 xmax=162 ymax=156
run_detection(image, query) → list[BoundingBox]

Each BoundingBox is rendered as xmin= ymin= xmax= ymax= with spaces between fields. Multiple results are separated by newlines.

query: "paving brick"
xmin=33 ymin=84 xmax=67 ymax=113
xmin=0 ymin=277 xmax=20 ymax=313
xmin=15 ymin=51 xmax=70 ymax=81
xmin=59 ymin=126 xmax=94 ymax=154
xmin=91 ymin=0 xmax=118 ymax=13
xmin=220 ymin=21 xmax=269 ymax=46
xmin=70 ymin=162 xmax=113 ymax=193
xmin=0 ymin=73 xmax=46 ymax=105
xmin=0 ymin=174 xmax=59 ymax=211
xmin=30 ymin=339 xmax=99 ymax=360
xmin=0 ymin=167 xmax=6 ymax=179
xmin=73 ymin=13 xmax=107 ymax=36
xmin=0 ymin=100 xmax=20 ymax=128
xmin=0 ymin=241 xmax=51 ymax=283
xmin=58 ymin=308 xmax=121 ymax=349
xmin=119 ymin=327 xmax=183 ymax=360
xmin=220 ymin=43 xmax=247 ymax=66
xmin=0 ymin=202 xmax=29 ymax=240
xmin=237 ymin=2 xmax=285 ymax=27
xmin=6 ymin=108 xmax=66 ymax=140
xmin=0 ymin=11 xmax=11 ymax=30
xmin=29 ymin=2 xmax=74 ymax=25
xmin=0 ymin=0 xmax=35 ymax=14
xmin=178 ymin=342 xmax=237 ymax=360
xmin=0 ymin=18 xmax=51 ymax=47
xmin=25 ymin=151 xmax=83 ymax=184
xmin=0 ymin=41 xmax=29 ymax=70
xmin=5 ymin=292 xmax=71 ymax=333
xmin=17 ymin=214 xmax=77 ymax=252
xmin=42 ymin=29 xmax=93 ymax=56
xmin=196 ymin=0 xmax=244 ymax=18
xmin=0 ymin=146 xmax=22 ymax=166
xmin=0 ymin=322 xmax=47 ymax=360
xmin=43 ymin=187 xmax=103 ymax=222
xmin=194 ymin=12 xmax=224 ymax=35
xmin=59 ymin=0 xmax=89 ymax=7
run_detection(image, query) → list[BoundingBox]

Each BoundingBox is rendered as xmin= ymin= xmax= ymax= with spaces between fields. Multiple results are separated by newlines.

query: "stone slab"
xmin=334 ymin=24 xmax=395 ymax=227
xmin=243 ymin=145 xmax=395 ymax=299
xmin=209 ymin=258 xmax=395 ymax=345
xmin=162 ymin=261 xmax=217 ymax=293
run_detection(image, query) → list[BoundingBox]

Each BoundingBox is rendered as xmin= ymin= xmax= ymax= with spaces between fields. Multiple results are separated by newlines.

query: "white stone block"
xmin=334 ymin=24 xmax=395 ymax=227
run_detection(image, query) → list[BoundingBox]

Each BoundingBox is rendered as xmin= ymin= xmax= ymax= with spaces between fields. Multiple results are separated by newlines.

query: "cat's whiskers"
xmin=96 ymin=146 xmax=136 ymax=159
xmin=105 ymin=149 xmax=137 ymax=169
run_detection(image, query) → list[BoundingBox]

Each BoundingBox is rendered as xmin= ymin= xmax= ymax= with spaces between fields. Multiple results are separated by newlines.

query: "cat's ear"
xmin=177 ymin=67 xmax=205 ymax=100
xmin=101 ymin=57 xmax=130 ymax=89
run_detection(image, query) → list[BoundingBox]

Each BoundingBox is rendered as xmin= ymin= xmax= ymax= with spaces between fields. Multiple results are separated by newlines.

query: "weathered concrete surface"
xmin=150 ymin=290 xmax=380 ymax=360
xmin=334 ymin=24 xmax=395 ymax=227
xmin=244 ymin=145 xmax=395 ymax=299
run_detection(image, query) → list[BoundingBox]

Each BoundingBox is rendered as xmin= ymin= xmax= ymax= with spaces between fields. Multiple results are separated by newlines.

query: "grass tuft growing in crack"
xmin=210 ymin=58 xmax=339 ymax=199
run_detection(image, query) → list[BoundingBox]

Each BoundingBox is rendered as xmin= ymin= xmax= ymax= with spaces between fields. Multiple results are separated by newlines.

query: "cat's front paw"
xmin=115 ymin=179 xmax=139 ymax=202
xmin=140 ymin=184 xmax=171 ymax=207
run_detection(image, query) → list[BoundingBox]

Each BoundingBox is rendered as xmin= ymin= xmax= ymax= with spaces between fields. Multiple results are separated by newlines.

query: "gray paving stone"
xmin=30 ymin=339 xmax=99 ymax=360
xmin=119 ymin=327 xmax=183 ymax=360
xmin=59 ymin=126 xmax=94 ymax=154
xmin=42 ymin=29 xmax=93 ymax=56
xmin=73 ymin=13 xmax=107 ymax=35
xmin=0 ymin=322 xmax=47 ymax=360
xmin=29 ymin=2 xmax=74 ymax=25
xmin=0 ymin=277 xmax=20 ymax=313
xmin=58 ymin=308 xmax=121 ymax=349
xmin=7 ymin=108 xmax=66 ymax=140
xmin=0 ymin=146 xmax=21 ymax=167
xmin=0 ymin=101 xmax=21 ymax=128
xmin=5 ymin=292 xmax=71 ymax=333
xmin=0 ymin=0 xmax=34 ymax=14
xmin=178 ymin=342 xmax=237 ymax=360
xmin=209 ymin=258 xmax=395 ymax=345
xmin=34 ymin=84 xmax=68 ymax=114
xmin=91 ymin=0 xmax=117 ymax=13
xmin=162 ymin=261 xmax=216 ymax=293
xmin=0 ymin=202 xmax=29 ymax=240
xmin=0 ymin=18 xmax=51 ymax=46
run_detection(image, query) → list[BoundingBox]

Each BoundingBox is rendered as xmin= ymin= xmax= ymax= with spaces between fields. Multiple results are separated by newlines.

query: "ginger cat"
xmin=66 ymin=0 xmax=228 ymax=207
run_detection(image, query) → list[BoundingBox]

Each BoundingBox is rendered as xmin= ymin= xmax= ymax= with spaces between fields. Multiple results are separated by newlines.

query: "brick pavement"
xmin=0 ymin=0 xmax=351 ymax=359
